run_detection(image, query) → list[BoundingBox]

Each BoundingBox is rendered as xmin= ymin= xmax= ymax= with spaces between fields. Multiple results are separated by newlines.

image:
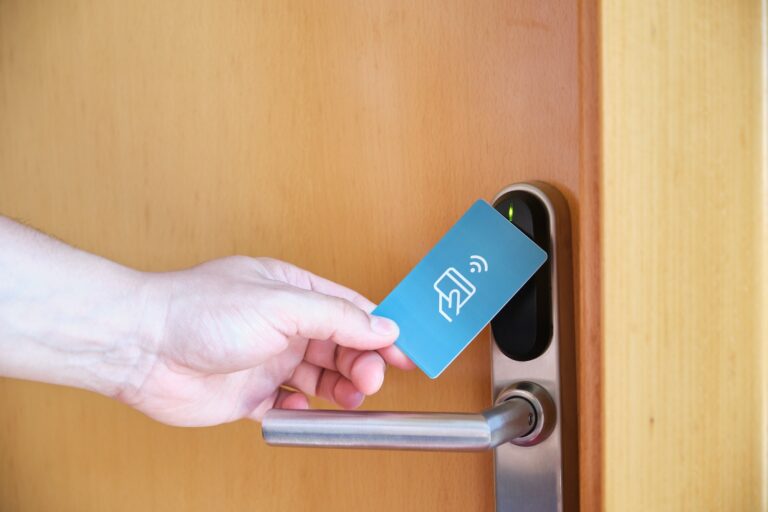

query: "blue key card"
xmin=373 ymin=200 xmax=547 ymax=378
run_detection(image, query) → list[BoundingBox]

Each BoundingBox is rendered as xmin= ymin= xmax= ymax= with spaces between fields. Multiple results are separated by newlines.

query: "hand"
xmin=122 ymin=256 xmax=414 ymax=427
xmin=0 ymin=218 xmax=411 ymax=427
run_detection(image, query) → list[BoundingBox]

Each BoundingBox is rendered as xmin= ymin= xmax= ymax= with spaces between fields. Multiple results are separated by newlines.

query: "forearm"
xmin=0 ymin=216 xmax=156 ymax=398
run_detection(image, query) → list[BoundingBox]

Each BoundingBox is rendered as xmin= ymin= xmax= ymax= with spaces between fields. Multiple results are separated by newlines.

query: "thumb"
xmin=274 ymin=288 xmax=399 ymax=350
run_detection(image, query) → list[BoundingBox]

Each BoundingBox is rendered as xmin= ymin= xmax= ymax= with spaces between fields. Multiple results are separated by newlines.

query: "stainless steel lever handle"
xmin=262 ymin=381 xmax=554 ymax=451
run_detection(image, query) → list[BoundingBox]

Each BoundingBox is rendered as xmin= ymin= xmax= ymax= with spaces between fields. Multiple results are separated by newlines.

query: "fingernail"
xmin=350 ymin=391 xmax=364 ymax=408
xmin=370 ymin=315 xmax=398 ymax=335
xmin=378 ymin=360 xmax=388 ymax=387
xmin=369 ymin=359 xmax=387 ymax=394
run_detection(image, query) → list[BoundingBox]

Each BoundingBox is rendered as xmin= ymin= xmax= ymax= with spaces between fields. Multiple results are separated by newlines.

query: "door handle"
xmin=261 ymin=381 xmax=554 ymax=451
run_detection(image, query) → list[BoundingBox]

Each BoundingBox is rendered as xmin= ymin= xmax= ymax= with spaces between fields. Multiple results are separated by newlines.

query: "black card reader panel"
xmin=491 ymin=191 xmax=553 ymax=361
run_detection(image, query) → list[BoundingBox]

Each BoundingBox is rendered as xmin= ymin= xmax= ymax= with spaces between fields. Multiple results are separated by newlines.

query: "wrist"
xmin=0 ymin=255 xmax=160 ymax=399
xmin=101 ymin=269 xmax=168 ymax=403
xmin=0 ymin=218 xmax=167 ymax=400
xmin=49 ymin=266 xmax=163 ymax=400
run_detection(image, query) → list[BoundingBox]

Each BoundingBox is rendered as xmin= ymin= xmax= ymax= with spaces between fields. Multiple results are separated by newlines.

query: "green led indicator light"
xmin=507 ymin=202 xmax=514 ymax=222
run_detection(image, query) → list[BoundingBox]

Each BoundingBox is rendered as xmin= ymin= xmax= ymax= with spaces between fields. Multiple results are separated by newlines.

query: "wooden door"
xmin=0 ymin=1 xmax=599 ymax=511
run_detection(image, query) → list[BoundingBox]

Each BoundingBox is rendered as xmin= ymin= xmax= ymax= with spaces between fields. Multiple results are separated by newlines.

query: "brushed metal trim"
xmin=491 ymin=182 xmax=579 ymax=512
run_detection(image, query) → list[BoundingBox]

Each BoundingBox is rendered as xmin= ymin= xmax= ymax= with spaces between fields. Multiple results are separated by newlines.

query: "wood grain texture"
xmin=0 ymin=1 xmax=600 ymax=511
xmin=601 ymin=1 xmax=766 ymax=511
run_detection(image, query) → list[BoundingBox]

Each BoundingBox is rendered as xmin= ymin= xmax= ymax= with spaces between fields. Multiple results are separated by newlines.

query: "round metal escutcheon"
xmin=495 ymin=381 xmax=556 ymax=447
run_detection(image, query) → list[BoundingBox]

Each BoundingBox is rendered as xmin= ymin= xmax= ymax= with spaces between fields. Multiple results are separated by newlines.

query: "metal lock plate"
xmin=490 ymin=182 xmax=579 ymax=512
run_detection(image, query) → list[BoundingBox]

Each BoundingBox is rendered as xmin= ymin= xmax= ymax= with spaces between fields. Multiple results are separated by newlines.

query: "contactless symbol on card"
xmin=433 ymin=255 xmax=488 ymax=322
